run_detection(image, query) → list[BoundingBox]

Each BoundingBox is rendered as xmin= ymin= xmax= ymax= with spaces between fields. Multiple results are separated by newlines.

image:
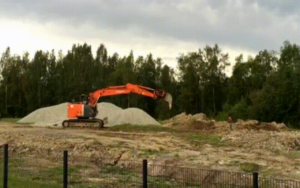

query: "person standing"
xmin=228 ymin=114 xmax=233 ymax=131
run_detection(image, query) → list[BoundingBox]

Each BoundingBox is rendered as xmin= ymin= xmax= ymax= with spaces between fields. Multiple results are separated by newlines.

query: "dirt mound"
xmin=213 ymin=119 xmax=287 ymax=133
xmin=18 ymin=102 xmax=159 ymax=127
xmin=164 ymin=111 xmax=287 ymax=133
xmin=4 ymin=132 xmax=126 ymax=162
xmin=164 ymin=112 xmax=214 ymax=129
xmin=170 ymin=112 xmax=209 ymax=122
xmin=189 ymin=119 xmax=216 ymax=130
xmin=162 ymin=112 xmax=215 ymax=131
xmin=233 ymin=120 xmax=287 ymax=132
xmin=221 ymin=130 xmax=300 ymax=152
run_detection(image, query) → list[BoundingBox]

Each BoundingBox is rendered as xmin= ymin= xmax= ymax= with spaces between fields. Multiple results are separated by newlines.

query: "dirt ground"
xmin=1 ymin=119 xmax=300 ymax=184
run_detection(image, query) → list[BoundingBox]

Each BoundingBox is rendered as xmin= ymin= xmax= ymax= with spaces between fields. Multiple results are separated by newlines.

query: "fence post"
xmin=143 ymin=159 xmax=147 ymax=188
xmin=3 ymin=144 xmax=8 ymax=188
xmin=253 ymin=172 xmax=258 ymax=188
xmin=63 ymin=150 xmax=68 ymax=188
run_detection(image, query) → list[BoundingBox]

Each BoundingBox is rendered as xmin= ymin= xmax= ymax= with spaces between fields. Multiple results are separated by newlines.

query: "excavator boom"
xmin=88 ymin=83 xmax=172 ymax=109
xmin=62 ymin=83 xmax=172 ymax=129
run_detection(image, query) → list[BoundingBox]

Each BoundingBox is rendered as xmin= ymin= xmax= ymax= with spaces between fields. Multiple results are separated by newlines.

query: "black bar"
xmin=143 ymin=159 xmax=147 ymax=188
xmin=3 ymin=144 xmax=8 ymax=188
xmin=253 ymin=172 xmax=258 ymax=188
xmin=63 ymin=150 xmax=68 ymax=188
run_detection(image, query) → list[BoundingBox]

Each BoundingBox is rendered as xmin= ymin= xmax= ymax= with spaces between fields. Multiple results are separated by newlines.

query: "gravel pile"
xmin=18 ymin=102 xmax=160 ymax=127
xmin=18 ymin=103 xmax=68 ymax=127
xmin=113 ymin=108 xmax=160 ymax=126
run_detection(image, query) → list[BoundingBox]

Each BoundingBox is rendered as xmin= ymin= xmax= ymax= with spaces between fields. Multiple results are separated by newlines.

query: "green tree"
xmin=249 ymin=41 xmax=300 ymax=126
xmin=0 ymin=47 xmax=29 ymax=117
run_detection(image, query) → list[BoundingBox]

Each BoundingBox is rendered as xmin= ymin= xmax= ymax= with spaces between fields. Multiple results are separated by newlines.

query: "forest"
xmin=1 ymin=41 xmax=300 ymax=127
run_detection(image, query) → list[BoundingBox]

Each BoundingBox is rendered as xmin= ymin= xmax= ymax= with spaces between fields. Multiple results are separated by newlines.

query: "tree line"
xmin=1 ymin=41 xmax=300 ymax=127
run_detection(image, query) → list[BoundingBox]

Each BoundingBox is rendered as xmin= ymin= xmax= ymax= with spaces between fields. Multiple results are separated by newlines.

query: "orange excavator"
xmin=62 ymin=83 xmax=172 ymax=128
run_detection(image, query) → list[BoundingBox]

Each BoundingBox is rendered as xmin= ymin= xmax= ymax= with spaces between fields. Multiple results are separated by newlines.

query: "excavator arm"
xmin=87 ymin=83 xmax=172 ymax=109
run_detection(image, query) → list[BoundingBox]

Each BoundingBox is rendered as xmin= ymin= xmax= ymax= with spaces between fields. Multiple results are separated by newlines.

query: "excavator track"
xmin=62 ymin=118 xmax=104 ymax=129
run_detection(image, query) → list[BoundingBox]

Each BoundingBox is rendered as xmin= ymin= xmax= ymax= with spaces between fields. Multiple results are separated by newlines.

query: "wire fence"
xmin=148 ymin=164 xmax=254 ymax=187
xmin=1 ymin=144 xmax=300 ymax=188
xmin=7 ymin=156 xmax=63 ymax=188
xmin=259 ymin=177 xmax=300 ymax=188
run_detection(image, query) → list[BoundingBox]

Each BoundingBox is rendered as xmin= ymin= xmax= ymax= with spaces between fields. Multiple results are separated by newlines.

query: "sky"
xmin=1 ymin=0 xmax=300 ymax=76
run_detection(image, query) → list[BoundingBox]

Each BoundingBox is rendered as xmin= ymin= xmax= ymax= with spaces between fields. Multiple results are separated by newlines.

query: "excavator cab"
xmin=80 ymin=94 xmax=88 ymax=104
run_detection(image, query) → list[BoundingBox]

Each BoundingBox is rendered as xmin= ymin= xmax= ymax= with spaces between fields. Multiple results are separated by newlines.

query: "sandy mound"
xmin=164 ymin=112 xmax=287 ymax=133
xmin=229 ymin=120 xmax=287 ymax=132
xmin=164 ymin=112 xmax=209 ymax=124
xmin=189 ymin=119 xmax=216 ymax=130
xmin=163 ymin=112 xmax=215 ymax=130
xmin=18 ymin=102 xmax=159 ymax=127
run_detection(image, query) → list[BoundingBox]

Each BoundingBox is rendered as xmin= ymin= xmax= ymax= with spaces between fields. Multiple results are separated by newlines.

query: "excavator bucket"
xmin=164 ymin=92 xmax=172 ymax=109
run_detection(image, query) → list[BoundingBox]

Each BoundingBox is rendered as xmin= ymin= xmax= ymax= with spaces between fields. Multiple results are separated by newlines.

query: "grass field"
xmin=0 ymin=118 xmax=21 ymax=123
xmin=108 ymin=124 xmax=179 ymax=133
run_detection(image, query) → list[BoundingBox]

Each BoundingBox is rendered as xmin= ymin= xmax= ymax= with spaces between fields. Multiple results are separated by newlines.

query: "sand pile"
xmin=165 ymin=112 xmax=210 ymax=125
xmin=18 ymin=102 xmax=160 ymax=127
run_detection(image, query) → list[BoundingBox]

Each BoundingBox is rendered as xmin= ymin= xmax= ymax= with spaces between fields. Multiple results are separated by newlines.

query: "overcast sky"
xmin=1 ymin=0 xmax=299 ymax=75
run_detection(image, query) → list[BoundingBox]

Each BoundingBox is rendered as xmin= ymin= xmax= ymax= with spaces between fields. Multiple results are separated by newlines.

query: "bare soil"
xmin=1 ymin=119 xmax=300 ymax=185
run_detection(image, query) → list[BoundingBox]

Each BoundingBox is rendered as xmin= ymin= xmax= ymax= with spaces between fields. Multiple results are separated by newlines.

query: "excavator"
xmin=62 ymin=83 xmax=172 ymax=129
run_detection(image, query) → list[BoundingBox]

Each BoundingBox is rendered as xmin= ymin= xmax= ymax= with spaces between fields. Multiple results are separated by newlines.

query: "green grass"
xmin=280 ymin=151 xmax=300 ymax=160
xmin=107 ymin=141 xmax=130 ymax=149
xmin=0 ymin=156 xmax=143 ymax=187
xmin=0 ymin=166 xmax=62 ymax=188
xmin=108 ymin=124 xmax=178 ymax=133
xmin=187 ymin=133 xmax=226 ymax=147
xmin=240 ymin=162 xmax=260 ymax=173
xmin=101 ymin=166 xmax=134 ymax=176
xmin=0 ymin=158 xmax=87 ymax=188
xmin=138 ymin=148 xmax=169 ymax=158
xmin=0 ymin=118 xmax=22 ymax=123
xmin=97 ymin=166 xmax=141 ymax=185
xmin=172 ymin=121 xmax=180 ymax=126
xmin=149 ymin=177 xmax=205 ymax=188
xmin=174 ymin=153 xmax=180 ymax=158
xmin=215 ymin=111 xmax=229 ymax=121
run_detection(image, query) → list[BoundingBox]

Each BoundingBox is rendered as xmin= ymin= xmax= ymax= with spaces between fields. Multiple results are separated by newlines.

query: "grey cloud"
xmin=1 ymin=0 xmax=299 ymax=53
xmin=256 ymin=0 xmax=300 ymax=16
